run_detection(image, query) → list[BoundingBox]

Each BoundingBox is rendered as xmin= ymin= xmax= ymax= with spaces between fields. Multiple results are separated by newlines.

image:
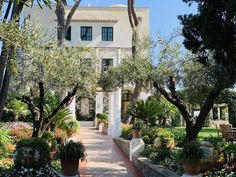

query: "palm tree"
xmin=126 ymin=99 xmax=159 ymax=125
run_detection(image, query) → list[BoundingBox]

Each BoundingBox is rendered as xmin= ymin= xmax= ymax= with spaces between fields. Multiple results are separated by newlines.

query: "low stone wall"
xmin=113 ymin=138 xmax=180 ymax=177
xmin=132 ymin=156 xmax=180 ymax=177
xmin=113 ymin=138 xmax=131 ymax=158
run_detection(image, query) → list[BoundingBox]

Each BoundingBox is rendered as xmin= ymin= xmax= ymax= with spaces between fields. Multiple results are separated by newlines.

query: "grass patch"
xmin=175 ymin=127 xmax=218 ymax=138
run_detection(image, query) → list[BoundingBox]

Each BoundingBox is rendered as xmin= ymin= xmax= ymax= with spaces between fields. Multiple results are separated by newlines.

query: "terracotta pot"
xmin=183 ymin=160 xmax=201 ymax=175
xmin=132 ymin=129 xmax=142 ymax=138
xmin=61 ymin=159 xmax=79 ymax=176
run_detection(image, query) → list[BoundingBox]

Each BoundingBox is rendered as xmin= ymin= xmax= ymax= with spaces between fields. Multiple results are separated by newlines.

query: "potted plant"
xmin=179 ymin=143 xmax=208 ymax=176
xmin=58 ymin=141 xmax=86 ymax=176
xmin=132 ymin=121 xmax=144 ymax=138
xmin=59 ymin=119 xmax=80 ymax=138
xmin=96 ymin=113 xmax=108 ymax=131
xmin=126 ymin=99 xmax=159 ymax=125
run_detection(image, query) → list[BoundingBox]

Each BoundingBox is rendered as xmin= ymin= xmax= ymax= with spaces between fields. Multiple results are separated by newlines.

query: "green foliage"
xmin=0 ymin=129 xmax=12 ymax=159
xmin=179 ymin=143 xmax=208 ymax=162
xmin=142 ymin=127 xmax=159 ymax=144
xmin=150 ymin=148 xmax=174 ymax=164
xmin=99 ymin=38 xmax=153 ymax=91
xmin=96 ymin=113 xmax=108 ymax=124
xmin=4 ymin=99 xmax=30 ymax=119
xmin=15 ymin=138 xmax=50 ymax=168
xmin=42 ymin=131 xmax=57 ymax=150
xmin=217 ymin=90 xmax=236 ymax=126
xmin=132 ymin=121 xmax=144 ymax=130
xmin=202 ymin=136 xmax=225 ymax=152
xmin=120 ymin=127 xmax=132 ymax=140
xmin=59 ymin=119 xmax=80 ymax=135
xmin=142 ymin=135 xmax=151 ymax=144
xmin=172 ymin=130 xmax=186 ymax=147
xmin=50 ymin=108 xmax=73 ymax=127
xmin=58 ymin=141 xmax=86 ymax=161
xmin=127 ymin=99 xmax=159 ymax=125
xmin=140 ymin=145 xmax=157 ymax=158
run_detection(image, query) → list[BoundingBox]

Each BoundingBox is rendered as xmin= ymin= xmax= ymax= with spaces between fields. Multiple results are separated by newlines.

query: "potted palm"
xmin=126 ymin=99 xmax=159 ymax=125
xmin=59 ymin=141 xmax=86 ymax=176
xmin=179 ymin=143 xmax=208 ymax=177
xmin=132 ymin=121 xmax=144 ymax=138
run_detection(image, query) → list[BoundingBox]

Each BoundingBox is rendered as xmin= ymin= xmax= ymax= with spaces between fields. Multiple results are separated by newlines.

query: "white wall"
xmin=23 ymin=5 xmax=149 ymax=49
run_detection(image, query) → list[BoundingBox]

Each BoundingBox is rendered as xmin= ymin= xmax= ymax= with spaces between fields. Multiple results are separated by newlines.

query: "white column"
xmin=113 ymin=88 xmax=122 ymax=137
xmin=95 ymin=92 xmax=104 ymax=114
xmin=108 ymin=92 xmax=114 ymax=136
xmin=95 ymin=92 xmax=104 ymax=127
xmin=108 ymin=88 xmax=122 ymax=137
xmin=68 ymin=96 xmax=76 ymax=119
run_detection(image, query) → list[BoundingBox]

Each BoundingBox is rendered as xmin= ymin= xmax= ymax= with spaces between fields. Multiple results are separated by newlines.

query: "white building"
xmin=23 ymin=4 xmax=150 ymax=137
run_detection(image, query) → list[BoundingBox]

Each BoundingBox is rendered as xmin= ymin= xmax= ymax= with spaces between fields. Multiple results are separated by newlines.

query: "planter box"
xmin=132 ymin=156 xmax=180 ymax=177
xmin=113 ymin=138 xmax=131 ymax=158
xmin=79 ymin=121 xmax=94 ymax=127
xmin=114 ymin=137 xmax=180 ymax=177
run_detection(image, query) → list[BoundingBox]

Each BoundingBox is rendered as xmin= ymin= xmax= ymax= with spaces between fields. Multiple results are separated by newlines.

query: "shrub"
xmin=224 ymin=143 xmax=236 ymax=164
xmin=171 ymin=115 xmax=182 ymax=127
xmin=54 ymin=129 xmax=67 ymax=144
xmin=0 ymin=129 xmax=12 ymax=159
xmin=140 ymin=145 xmax=157 ymax=158
xmin=173 ymin=130 xmax=186 ymax=147
xmin=96 ymin=113 xmax=108 ymax=124
xmin=132 ymin=121 xmax=144 ymax=130
xmin=59 ymin=119 xmax=80 ymax=136
xmin=10 ymin=128 xmax=32 ymax=142
xmin=126 ymin=99 xmax=159 ymax=125
xmin=3 ymin=165 xmax=59 ymax=177
xmin=142 ymin=135 xmax=151 ymax=144
xmin=120 ymin=127 xmax=132 ymax=140
xmin=2 ymin=121 xmax=31 ymax=130
xmin=178 ymin=143 xmax=208 ymax=162
xmin=42 ymin=131 xmax=57 ymax=151
xmin=15 ymin=138 xmax=50 ymax=168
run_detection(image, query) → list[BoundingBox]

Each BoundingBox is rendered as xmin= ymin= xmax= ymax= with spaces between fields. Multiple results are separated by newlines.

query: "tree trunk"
xmin=131 ymin=81 xmax=142 ymax=100
xmin=55 ymin=4 xmax=66 ymax=46
xmin=185 ymin=86 xmax=223 ymax=141
xmin=127 ymin=0 xmax=142 ymax=102
xmin=0 ymin=0 xmax=26 ymax=121
xmin=0 ymin=68 xmax=10 ymax=120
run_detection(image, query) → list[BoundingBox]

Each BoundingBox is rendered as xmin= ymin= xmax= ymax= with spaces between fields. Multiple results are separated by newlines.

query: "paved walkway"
xmin=77 ymin=127 xmax=144 ymax=177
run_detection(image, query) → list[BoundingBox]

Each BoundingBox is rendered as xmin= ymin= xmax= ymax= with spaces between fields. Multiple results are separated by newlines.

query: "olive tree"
xmin=0 ymin=21 xmax=98 ymax=137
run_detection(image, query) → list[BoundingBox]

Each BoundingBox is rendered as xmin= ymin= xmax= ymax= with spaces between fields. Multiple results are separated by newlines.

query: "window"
xmin=102 ymin=58 xmax=113 ymax=72
xmin=102 ymin=27 xmax=113 ymax=41
xmin=65 ymin=26 xmax=71 ymax=41
xmin=81 ymin=26 xmax=92 ymax=41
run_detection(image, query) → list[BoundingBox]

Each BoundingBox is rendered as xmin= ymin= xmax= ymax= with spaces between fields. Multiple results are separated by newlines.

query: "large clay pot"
xmin=132 ymin=129 xmax=142 ymax=138
xmin=183 ymin=160 xmax=201 ymax=175
xmin=61 ymin=159 xmax=79 ymax=176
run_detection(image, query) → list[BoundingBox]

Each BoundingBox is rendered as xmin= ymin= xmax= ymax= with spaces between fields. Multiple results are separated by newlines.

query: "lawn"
xmin=175 ymin=127 xmax=218 ymax=138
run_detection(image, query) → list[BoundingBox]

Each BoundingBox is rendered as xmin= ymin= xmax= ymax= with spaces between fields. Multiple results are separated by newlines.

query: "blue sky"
xmin=71 ymin=0 xmax=197 ymax=39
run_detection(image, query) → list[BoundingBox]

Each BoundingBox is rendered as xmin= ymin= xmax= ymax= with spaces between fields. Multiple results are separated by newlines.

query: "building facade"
xmin=23 ymin=4 xmax=150 ymax=137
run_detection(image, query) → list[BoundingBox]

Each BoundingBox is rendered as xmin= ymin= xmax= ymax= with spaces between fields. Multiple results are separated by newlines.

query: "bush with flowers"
xmin=14 ymin=137 xmax=51 ymax=168
xmin=2 ymin=165 xmax=59 ymax=177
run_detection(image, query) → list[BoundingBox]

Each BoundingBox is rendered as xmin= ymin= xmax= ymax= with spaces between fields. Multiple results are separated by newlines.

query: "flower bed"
xmin=120 ymin=126 xmax=236 ymax=177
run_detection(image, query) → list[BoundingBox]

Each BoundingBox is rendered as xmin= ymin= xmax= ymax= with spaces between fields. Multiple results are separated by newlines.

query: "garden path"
xmin=76 ymin=127 xmax=144 ymax=177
